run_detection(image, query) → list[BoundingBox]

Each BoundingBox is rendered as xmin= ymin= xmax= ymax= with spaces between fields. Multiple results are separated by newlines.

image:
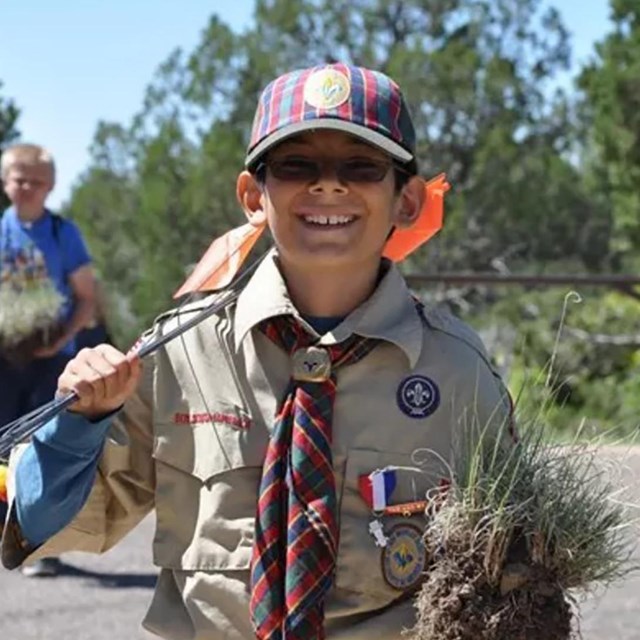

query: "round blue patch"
xmin=397 ymin=375 xmax=440 ymax=419
xmin=381 ymin=523 xmax=428 ymax=590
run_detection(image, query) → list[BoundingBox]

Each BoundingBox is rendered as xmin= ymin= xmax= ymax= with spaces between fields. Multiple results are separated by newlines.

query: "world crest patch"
xmin=396 ymin=375 xmax=440 ymax=419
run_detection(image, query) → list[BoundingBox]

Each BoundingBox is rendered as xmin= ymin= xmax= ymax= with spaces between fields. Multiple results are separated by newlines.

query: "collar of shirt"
xmin=3 ymin=206 xmax=49 ymax=224
xmin=233 ymin=250 xmax=424 ymax=367
xmin=2 ymin=207 xmax=51 ymax=238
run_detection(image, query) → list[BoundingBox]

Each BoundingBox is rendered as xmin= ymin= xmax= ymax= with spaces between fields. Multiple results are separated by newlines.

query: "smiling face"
xmin=240 ymin=130 xmax=423 ymax=278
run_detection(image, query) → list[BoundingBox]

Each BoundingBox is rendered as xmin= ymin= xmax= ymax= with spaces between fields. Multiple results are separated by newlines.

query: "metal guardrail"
xmin=405 ymin=273 xmax=640 ymax=298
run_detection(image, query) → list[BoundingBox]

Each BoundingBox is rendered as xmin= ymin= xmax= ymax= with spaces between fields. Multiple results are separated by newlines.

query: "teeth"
xmin=304 ymin=215 xmax=354 ymax=225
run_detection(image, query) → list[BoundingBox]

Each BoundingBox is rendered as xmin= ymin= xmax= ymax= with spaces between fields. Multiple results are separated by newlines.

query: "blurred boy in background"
xmin=0 ymin=143 xmax=96 ymax=576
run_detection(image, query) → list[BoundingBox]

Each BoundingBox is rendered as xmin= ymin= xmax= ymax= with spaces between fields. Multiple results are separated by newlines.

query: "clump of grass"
xmin=0 ymin=284 xmax=64 ymax=347
xmin=407 ymin=290 xmax=638 ymax=639
xmin=407 ymin=411 xmax=638 ymax=640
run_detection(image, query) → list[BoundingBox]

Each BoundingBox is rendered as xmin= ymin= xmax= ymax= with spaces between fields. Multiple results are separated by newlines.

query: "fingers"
xmin=123 ymin=351 xmax=142 ymax=397
xmin=59 ymin=344 xmax=142 ymax=416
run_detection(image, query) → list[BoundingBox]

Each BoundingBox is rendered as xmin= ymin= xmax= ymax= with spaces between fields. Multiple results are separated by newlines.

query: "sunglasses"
xmin=259 ymin=156 xmax=399 ymax=183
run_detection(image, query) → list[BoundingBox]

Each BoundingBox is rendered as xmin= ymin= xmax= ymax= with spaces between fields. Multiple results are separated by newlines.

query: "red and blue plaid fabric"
xmin=250 ymin=315 xmax=379 ymax=640
xmin=245 ymin=63 xmax=416 ymax=169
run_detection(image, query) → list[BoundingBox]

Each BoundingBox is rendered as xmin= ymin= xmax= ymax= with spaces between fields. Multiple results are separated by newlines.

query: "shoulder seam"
xmin=416 ymin=302 xmax=496 ymax=373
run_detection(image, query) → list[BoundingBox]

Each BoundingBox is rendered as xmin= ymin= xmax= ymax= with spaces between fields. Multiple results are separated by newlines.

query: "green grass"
xmin=428 ymin=412 xmax=639 ymax=593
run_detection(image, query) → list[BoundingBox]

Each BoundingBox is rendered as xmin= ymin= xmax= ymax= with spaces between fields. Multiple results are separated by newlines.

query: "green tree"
xmin=66 ymin=0 xmax=602 ymax=342
xmin=578 ymin=0 xmax=640 ymax=267
xmin=0 ymin=82 xmax=21 ymax=211
xmin=242 ymin=0 xmax=607 ymax=271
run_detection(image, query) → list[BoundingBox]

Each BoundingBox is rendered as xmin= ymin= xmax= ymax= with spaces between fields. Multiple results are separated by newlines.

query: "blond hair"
xmin=1 ymin=143 xmax=55 ymax=183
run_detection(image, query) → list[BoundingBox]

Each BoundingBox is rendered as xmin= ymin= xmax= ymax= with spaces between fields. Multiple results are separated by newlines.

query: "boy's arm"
xmin=34 ymin=218 xmax=98 ymax=357
xmin=0 ymin=410 xmax=110 ymax=568
xmin=1 ymin=356 xmax=156 ymax=569
xmin=64 ymin=263 xmax=97 ymax=341
xmin=59 ymin=219 xmax=96 ymax=344
xmin=62 ymin=221 xmax=98 ymax=347
xmin=14 ymin=411 xmax=113 ymax=547
xmin=35 ymin=264 xmax=97 ymax=358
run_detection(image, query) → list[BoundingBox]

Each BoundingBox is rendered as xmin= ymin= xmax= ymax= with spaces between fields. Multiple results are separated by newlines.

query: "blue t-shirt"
xmin=1 ymin=207 xmax=91 ymax=355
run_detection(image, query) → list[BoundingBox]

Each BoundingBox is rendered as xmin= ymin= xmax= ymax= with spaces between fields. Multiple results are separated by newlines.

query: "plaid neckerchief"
xmin=250 ymin=314 xmax=379 ymax=640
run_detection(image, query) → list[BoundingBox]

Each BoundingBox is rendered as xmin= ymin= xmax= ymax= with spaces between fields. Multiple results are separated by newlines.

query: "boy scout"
xmin=1 ymin=64 xmax=511 ymax=639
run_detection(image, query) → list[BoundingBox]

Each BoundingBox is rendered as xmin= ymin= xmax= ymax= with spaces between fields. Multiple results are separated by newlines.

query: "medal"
xmin=358 ymin=468 xmax=430 ymax=516
xmin=383 ymin=500 xmax=429 ymax=517
xmin=360 ymin=469 xmax=396 ymax=548
xmin=358 ymin=467 xmax=430 ymax=591
xmin=358 ymin=467 xmax=397 ymax=512
xmin=368 ymin=519 xmax=388 ymax=547
xmin=357 ymin=467 xmax=439 ymax=592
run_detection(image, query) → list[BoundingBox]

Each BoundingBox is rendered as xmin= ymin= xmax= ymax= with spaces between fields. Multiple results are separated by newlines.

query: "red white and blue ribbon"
xmin=358 ymin=468 xmax=397 ymax=511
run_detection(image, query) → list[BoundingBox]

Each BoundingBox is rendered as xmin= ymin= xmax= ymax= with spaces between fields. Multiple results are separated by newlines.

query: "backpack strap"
xmin=50 ymin=213 xmax=64 ymax=245
xmin=49 ymin=213 xmax=70 ymax=283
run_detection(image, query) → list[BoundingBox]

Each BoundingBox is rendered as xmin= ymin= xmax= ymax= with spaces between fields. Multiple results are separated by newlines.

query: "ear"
xmin=236 ymin=171 xmax=267 ymax=226
xmin=394 ymin=176 xmax=426 ymax=229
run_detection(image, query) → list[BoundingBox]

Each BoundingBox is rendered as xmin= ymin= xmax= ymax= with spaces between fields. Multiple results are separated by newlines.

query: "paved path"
xmin=1 ymin=447 xmax=638 ymax=639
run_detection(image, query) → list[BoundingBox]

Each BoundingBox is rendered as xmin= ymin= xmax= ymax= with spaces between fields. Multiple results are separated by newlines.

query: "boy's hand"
xmin=58 ymin=345 xmax=142 ymax=419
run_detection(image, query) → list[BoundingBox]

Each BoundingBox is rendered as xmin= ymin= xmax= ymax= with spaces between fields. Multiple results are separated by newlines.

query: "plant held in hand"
xmin=407 ymin=416 xmax=637 ymax=640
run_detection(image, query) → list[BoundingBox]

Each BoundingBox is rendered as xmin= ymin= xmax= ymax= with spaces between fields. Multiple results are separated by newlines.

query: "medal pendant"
xmin=368 ymin=519 xmax=388 ymax=547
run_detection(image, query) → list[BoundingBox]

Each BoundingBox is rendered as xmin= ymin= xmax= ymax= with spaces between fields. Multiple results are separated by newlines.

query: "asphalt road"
xmin=1 ymin=447 xmax=638 ymax=640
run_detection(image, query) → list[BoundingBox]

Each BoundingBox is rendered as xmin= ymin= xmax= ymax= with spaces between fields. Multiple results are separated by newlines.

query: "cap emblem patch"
xmin=303 ymin=68 xmax=351 ymax=109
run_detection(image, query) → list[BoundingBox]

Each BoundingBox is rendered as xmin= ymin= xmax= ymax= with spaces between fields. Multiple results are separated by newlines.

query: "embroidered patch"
xmin=381 ymin=523 xmax=427 ymax=590
xmin=303 ymin=68 xmax=351 ymax=110
xmin=396 ymin=375 xmax=440 ymax=418
xmin=173 ymin=412 xmax=252 ymax=430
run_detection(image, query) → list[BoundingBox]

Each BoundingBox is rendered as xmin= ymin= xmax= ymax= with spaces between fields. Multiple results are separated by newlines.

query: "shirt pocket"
xmin=151 ymin=403 xmax=267 ymax=572
xmin=335 ymin=448 xmax=443 ymax=608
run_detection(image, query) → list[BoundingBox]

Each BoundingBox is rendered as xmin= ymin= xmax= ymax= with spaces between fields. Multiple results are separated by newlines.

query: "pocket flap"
xmin=153 ymin=405 xmax=266 ymax=482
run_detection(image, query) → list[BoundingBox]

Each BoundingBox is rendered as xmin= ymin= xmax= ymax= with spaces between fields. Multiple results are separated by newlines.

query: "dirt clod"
xmin=408 ymin=534 xmax=575 ymax=640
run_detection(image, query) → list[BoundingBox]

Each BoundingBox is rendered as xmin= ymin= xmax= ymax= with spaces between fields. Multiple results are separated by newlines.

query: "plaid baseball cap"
xmin=245 ymin=63 xmax=417 ymax=172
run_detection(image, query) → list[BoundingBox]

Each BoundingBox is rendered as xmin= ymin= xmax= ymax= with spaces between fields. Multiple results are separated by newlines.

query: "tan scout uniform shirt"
xmin=2 ymin=252 xmax=511 ymax=640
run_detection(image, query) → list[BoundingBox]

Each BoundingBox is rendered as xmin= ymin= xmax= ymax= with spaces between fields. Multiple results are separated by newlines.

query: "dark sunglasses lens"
xmin=268 ymin=158 xmax=390 ymax=182
xmin=269 ymin=159 xmax=319 ymax=181
xmin=339 ymin=160 xmax=389 ymax=182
